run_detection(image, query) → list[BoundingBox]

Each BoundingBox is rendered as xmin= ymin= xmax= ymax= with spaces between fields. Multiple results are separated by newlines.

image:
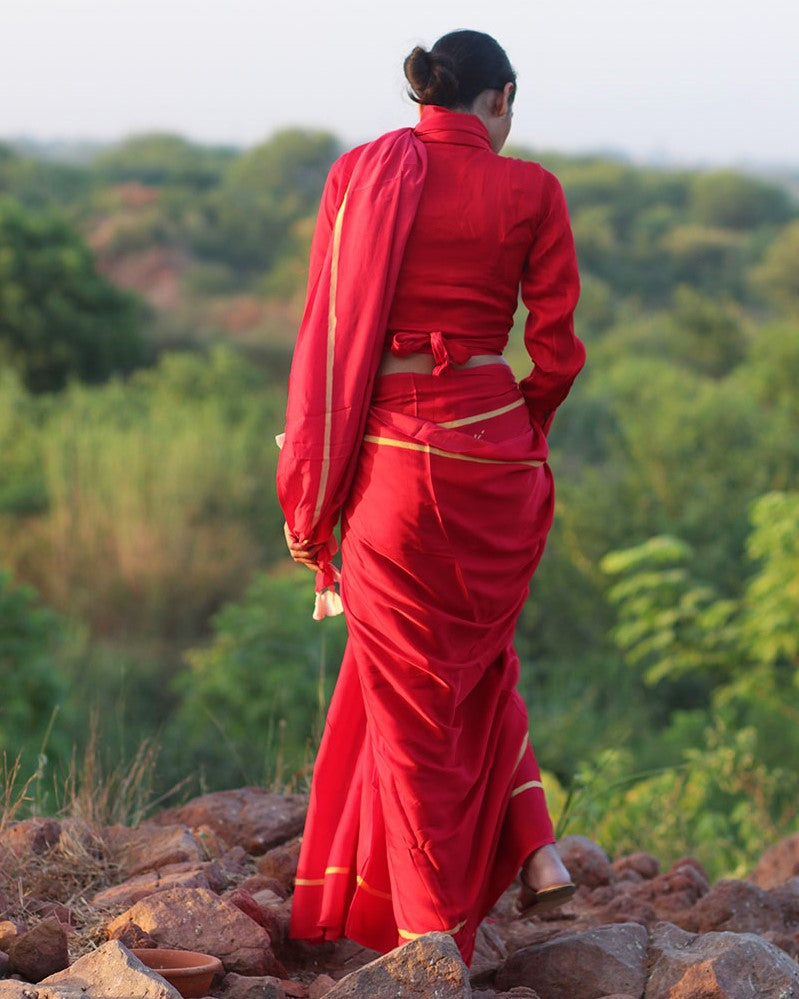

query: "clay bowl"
xmin=131 ymin=948 xmax=223 ymax=998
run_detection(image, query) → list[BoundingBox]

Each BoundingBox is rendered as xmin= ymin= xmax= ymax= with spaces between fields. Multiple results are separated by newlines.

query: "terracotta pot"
xmin=131 ymin=948 xmax=223 ymax=998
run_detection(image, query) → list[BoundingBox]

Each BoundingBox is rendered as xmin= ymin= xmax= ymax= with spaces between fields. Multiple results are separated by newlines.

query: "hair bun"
xmin=403 ymin=46 xmax=459 ymax=107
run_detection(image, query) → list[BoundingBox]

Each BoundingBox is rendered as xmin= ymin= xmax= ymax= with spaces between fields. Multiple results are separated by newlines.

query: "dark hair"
xmin=403 ymin=30 xmax=516 ymax=110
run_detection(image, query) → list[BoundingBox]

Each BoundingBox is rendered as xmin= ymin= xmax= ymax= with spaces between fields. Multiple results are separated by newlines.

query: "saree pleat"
xmin=290 ymin=364 xmax=557 ymax=964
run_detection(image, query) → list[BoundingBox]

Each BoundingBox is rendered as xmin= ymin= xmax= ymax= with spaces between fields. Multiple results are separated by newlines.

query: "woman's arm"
xmin=518 ymin=171 xmax=585 ymax=434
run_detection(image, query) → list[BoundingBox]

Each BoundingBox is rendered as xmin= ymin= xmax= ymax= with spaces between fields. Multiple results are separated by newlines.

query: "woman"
xmin=277 ymin=30 xmax=585 ymax=965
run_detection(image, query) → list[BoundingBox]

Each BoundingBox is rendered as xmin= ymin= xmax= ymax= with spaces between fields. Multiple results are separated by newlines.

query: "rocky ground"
xmin=1 ymin=787 xmax=798 ymax=998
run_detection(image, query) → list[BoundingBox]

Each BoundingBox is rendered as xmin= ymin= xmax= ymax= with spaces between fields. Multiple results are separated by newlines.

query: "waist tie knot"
xmin=390 ymin=330 xmax=473 ymax=376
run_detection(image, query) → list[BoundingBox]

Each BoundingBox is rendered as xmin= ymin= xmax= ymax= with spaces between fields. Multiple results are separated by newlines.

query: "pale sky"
xmin=3 ymin=0 xmax=798 ymax=166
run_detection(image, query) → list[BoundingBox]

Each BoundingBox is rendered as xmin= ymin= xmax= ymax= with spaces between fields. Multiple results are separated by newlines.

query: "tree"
xmin=174 ymin=570 xmax=348 ymax=789
xmin=0 ymin=570 xmax=68 ymax=762
xmin=689 ymin=170 xmax=794 ymax=230
xmin=190 ymin=130 xmax=340 ymax=276
xmin=751 ymin=220 xmax=799 ymax=316
xmin=0 ymin=198 xmax=148 ymax=391
xmin=92 ymin=133 xmax=236 ymax=189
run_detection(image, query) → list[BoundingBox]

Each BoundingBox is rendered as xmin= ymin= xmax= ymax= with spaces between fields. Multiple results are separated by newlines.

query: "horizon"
xmin=3 ymin=0 xmax=798 ymax=172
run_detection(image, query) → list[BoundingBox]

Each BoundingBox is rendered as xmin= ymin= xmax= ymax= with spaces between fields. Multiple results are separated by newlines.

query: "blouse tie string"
xmin=390 ymin=330 xmax=473 ymax=376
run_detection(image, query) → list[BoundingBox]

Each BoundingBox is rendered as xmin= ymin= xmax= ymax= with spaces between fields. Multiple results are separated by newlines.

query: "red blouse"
xmin=309 ymin=105 xmax=584 ymax=429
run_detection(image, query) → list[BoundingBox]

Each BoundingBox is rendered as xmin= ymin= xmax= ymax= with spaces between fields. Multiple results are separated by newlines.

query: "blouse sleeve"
xmin=518 ymin=171 xmax=585 ymax=435
xmin=276 ymin=154 xmax=354 ymax=554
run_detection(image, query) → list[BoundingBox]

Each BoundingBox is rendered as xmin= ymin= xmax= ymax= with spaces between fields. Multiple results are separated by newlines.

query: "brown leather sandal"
xmin=517 ymin=881 xmax=576 ymax=917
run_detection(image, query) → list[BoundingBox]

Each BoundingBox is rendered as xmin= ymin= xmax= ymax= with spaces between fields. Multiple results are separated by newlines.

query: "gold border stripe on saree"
xmin=398 ymin=918 xmax=467 ymax=941
xmin=294 ymin=864 xmax=351 ymax=887
xmin=510 ymin=780 xmax=545 ymax=799
xmin=363 ymin=435 xmax=543 ymax=467
xmin=312 ymin=190 xmax=349 ymax=525
xmin=356 ymin=875 xmax=393 ymax=901
xmin=437 ymin=398 xmax=526 ymax=429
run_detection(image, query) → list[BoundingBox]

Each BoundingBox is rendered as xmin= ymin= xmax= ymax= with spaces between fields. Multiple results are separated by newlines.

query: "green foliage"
xmin=740 ymin=492 xmax=799 ymax=670
xmin=563 ymin=718 xmax=798 ymax=879
xmin=751 ymin=220 xmax=799 ymax=315
xmin=175 ymin=570 xmax=347 ymax=790
xmin=189 ymin=130 xmax=340 ymax=277
xmin=602 ymin=536 xmax=737 ymax=686
xmin=0 ymin=570 xmax=68 ymax=761
xmin=0 ymin=143 xmax=91 ymax=209
xmin=665 ymin=286 xmax=746 ymax=377
xmin=0 ymin=197 xmax=148 ymax=391
xmin=688 ymin=170 xmax=795 ymax=230
xmin=35 ymin=347 xmax=284 ymax=636
xmin=0 ymin=368 xmax=48 ymax=514
xmin=92 ymin=133 xmax=236 ymax=189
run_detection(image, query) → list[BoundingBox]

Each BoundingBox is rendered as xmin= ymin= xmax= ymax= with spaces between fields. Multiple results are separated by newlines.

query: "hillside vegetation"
xmin=1 ymin=130 xmax=798 ymax=880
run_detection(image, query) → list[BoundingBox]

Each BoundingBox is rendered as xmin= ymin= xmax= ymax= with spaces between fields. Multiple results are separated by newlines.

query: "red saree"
xmin=290 ymin=366 xmax=556 ymax=963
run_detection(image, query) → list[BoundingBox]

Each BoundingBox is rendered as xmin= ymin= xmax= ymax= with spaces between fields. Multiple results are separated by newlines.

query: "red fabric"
xmin=389 ymin=106 xmax=584 ymax=432
xmin=278 ymin=108 xmax=585 ymax=965
xmin=276 ymin=126 xmax=427 ymax=587
xmin=290 ymin=366 xmax=557 ymax=964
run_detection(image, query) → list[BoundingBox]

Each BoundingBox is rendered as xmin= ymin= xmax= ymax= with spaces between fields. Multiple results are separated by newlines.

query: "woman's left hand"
xmin=284 ymin=522 xmax=324 ymax=571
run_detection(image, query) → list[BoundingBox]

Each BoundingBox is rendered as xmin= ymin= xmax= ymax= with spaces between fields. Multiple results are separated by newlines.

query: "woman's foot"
xmin=517 ymin=843 xmax=576 ymax=915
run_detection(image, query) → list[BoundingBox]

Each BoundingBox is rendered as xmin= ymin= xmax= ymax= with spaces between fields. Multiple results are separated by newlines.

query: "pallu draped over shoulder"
xmin=277 ymin=106 xmax=585 ymax=965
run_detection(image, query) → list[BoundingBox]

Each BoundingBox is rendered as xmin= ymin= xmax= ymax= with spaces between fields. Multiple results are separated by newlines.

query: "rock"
xmin=474 ymin=989 xmax=542 ymax=999
xmin=750 ymin=832 xmax=799 ymax=890
xmin=105 ymin=823 xmax=203 ymax=878
xmin=0 ymin=820 xmax=61 ymax=861
xmin=105 ymin=886 xmax=274 ymax=975
xmin=154 ymin=788 xmax=307 ymax=856
xmin=324 ymin=932 xmax=470 ymax=998
xmin=681 ymin=878 xmax=787 ymax=935
xmin=557 ymin=836 xmax=614 ymax=889
xmin=222 ymin=889 xmax=288 ymax=973
xmin=107 ymin=921 xmax=159 ymax=949
xmin=256 ymin=840 xmax=301 ymax=893
xmin=770 ymin=878 xmax=799 ymax=924
xmin=585 ymin=888 xmax=658 ymax=928
xmin=495 ymin=922 xmax=648 ymax=998
xmin=0 ymin=983 xmax=40 ymax=998
xmin=218 ymin=846 xmax=256 ymax=881
xmin=193 ymin=824 xmax=226 ymax=859
xmin=645 ymin=920 xmax=799 ymax=999
xmin=308 ymin=975 xmax=337 ymax=998
xmin=217 ymin=971 xmax=287 ymax=998
xmin=0 ymin=949 xmax=9 ymax=975
xmin=0 ymin=921 xmax=21 ymax=951
xmin=8 ymin=918 xmax=69 ymax=981
xmin=613 ymin=853 xmax=659 ymax=882
xmin=470 ymin=920 xmax=508 ymax=984
xmin=21 ymin=902 xmax=73 ymax=928
xmin=630 ymin=859 xmax=709 ymax=922
xmin=40 ymin=939 xmax=181 ymax=997
xmin=92 ymin=865 xmax=211 ymax=909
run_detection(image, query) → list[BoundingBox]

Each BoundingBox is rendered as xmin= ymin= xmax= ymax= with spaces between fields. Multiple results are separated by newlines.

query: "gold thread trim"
xmin=325 ymin=866 xmax=351 ymax=875
xmin=356 ymin=875 xmax=392 ymax=901
xmin=294 ymin=878 xmax=325 ymax=887
xmin=513 ymin=733 xmax=529 ymax=773
xmin=312 ymin=190 xmax=348 ymax=525
xmin=510 ymin=780 xmax=545 ymax=798
xmin=363 ymin=435 xmax=543 ymax=467
xmin=398 ymin=918 xmax=466 ymax=941
xmin=438 ymin=398 xmax=525 ymax=429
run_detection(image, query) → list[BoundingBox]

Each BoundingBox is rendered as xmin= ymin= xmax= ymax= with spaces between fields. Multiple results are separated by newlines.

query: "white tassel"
xmin=313 ymin=588 xmax=344 ymax=620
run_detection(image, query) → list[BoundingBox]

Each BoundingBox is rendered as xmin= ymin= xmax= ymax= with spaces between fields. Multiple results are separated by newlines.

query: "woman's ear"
xmin=497 ymin=81 xmax=515 ymax=117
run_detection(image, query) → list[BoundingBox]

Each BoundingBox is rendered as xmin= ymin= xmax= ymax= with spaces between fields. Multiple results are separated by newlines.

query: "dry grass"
xmin=0 ymin=729 xmax=190 ymax=960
